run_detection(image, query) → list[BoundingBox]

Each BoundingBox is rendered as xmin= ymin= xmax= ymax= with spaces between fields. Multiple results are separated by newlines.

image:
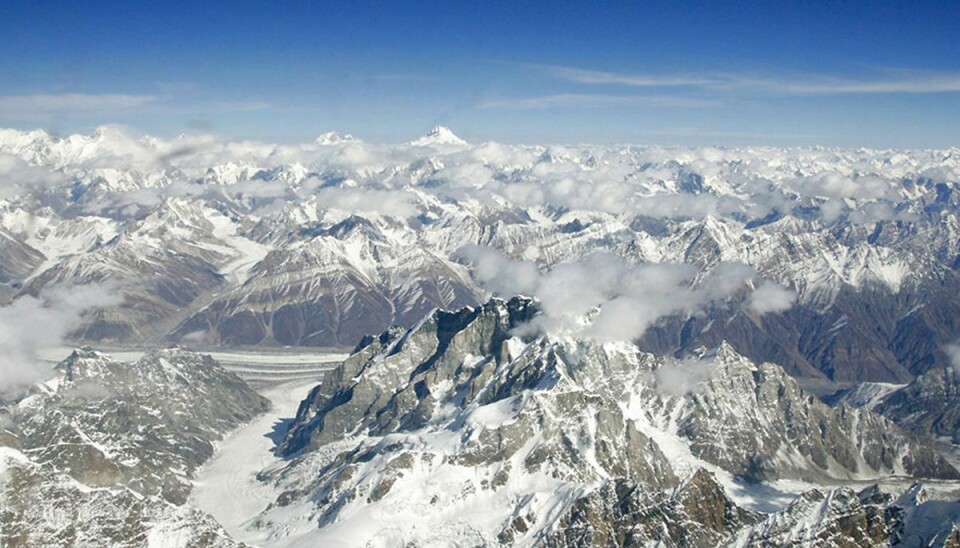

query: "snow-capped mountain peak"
xmin=409 ymin=125 xmax=467 ymax=146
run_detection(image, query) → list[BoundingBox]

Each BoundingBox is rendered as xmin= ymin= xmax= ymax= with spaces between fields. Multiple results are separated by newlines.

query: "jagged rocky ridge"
xmin=0 ymin=349 xmax=268 ymax=547
xmin=828 ymin=367 xmax=960 ymax=445
xmin=547 ymin=473 xmax=960 ymax=547
xmin=5 ymin=348 xmax=269 ymax=503
xmin=874 ymin=368 xmax=960 ymax=446
xmin=240 ymin=298 xmax=958 ymax=546
xmin=1 ymin=128 xmax=959 ymax=386
xmin=0 ymin=447 xmax=246 ymax=548
xmin=734 ymin=482 xmax=960 ymax=547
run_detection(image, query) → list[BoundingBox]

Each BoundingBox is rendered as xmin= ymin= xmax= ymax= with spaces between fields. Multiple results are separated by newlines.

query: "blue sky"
xmin=1 ymin=1 xmax=958 ymax=147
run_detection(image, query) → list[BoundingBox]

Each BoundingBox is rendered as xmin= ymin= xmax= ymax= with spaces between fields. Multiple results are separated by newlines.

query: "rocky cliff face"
xmin=170 ymin=217 xmax=481 ymax=347
xmin=737 ymin=483 xmax=960 ymax=547
xmin=283 ymin=299 xmax=956 ymax=482
xmin=0 ymin=349 xmax=268 ymax=546
xmin=0 ymin=446 xmax=247 ymax=548
xmin=545 ymin=470 xmax=760 ymax=547
xmin=0 ymin=227 xmax=44 ymax=288
xmin=235 ymin=298 xmax=958 ymax=546
xmin=2 ymin=300 xmax=953 ymax=546
xmin=874 ymin=367 xmax=960 ymax=445
xmin=828 ymin=366 xmax=960 ymax=446
xmin=548 ymin=473 xmax=960 ymax=548
xmin=7 ymin=348 xmax=269 ymax=504
xmin=667 ymin=344 xmax=955 ymax=483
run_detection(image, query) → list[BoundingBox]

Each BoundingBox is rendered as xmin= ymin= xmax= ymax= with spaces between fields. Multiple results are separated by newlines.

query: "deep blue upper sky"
xmin=1 ymin=1 xmax=958 ymax=147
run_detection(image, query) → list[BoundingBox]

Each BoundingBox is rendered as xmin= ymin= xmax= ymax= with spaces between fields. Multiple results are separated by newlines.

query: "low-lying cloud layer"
xmin=1 ymin=126 xmax=955 ymax=230
xmin=460 ymin=246 xmax=793 ymax=342
xmin=0 ymin=153 xmax=66 ymax=199
xmin=0 ymin=283 xmax=122 ymax=397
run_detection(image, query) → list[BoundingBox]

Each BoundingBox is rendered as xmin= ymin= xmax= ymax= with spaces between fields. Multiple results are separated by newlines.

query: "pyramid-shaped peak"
xmin=409 ymin=126 xmax=467 ymax=146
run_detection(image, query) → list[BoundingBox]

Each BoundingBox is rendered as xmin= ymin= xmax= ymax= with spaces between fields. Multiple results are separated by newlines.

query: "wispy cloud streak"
xmin=731 ymin=74 xmax=960 ymax=95
xmin=479 ymin=93 xmax=719 ymax=110
xmin=541 ymin=64 xmax=960 ymax=96
xmin=543 ymin=65 xmax=712 ymax=87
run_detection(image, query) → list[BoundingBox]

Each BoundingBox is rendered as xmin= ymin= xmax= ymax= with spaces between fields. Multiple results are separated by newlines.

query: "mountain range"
xmin=1 ymin=127 xmax=959 ymax=545
xmin=1 ymin=127 xmax=959 ymax=391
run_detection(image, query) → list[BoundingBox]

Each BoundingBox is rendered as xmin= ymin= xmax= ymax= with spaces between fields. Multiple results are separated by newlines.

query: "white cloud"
xmin=0 ymin=283 xmax=123 ymax=398
xmin=847 ymin=201 xmax=917 ymax=225
xmin=746 ymin=281 xmax=797 ymax=314
xmin=654 ymin=357 xmax=716 ymax=396
xmin=0 ymin=153 xmax=67 ymax=198
xmin=944 ymin=342 xmax=960 ymax=374
xmin=790 ymin=172 xmax=893 ymax=200
xmin=541 ymin=63 xmax=960 ymax=96
xmin=734 ymin=73 xmax=960 ymax=95
xmin=0 ymin=125 xmax=949 ymax=236
xmin=456 ymin=246 xmax=540 ymax=297
xmin=461 ymin=248 xmax=757 ymax=342
xmin=540 ymin=65 xmax=712 ymax=87
xmin=311 ymin=186 xmax=421 ymax=218
xmin=818 ymin=198 xmax=848 ymax=224
xmin=178 ymin=330 xmax=209 ymax=344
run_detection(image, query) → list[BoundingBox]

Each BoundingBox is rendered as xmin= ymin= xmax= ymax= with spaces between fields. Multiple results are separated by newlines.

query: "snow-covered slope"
xmin=1 ymin=127 xmax=960 ymax=387
xmin=5 ymin=348 xmax=269 ymax=503
xmin=0 ymin=348 xmax=271 ymax=547
xmin=0 ymin=447 xmax=245 ymax=548
xmin=189 ymin=377 xmax=324 ymax=540
xmin=4 ymin=127 xmax=959 ymax=545
xmin=215 ymin=298 xmax=957 ymax=546
xmin=408 ymin=126 xmax=467 ymax=146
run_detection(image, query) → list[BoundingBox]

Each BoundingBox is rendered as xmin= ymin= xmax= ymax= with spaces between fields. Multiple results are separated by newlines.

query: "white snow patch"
xmin=189 ymin=376 xmax=321 ymax=539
